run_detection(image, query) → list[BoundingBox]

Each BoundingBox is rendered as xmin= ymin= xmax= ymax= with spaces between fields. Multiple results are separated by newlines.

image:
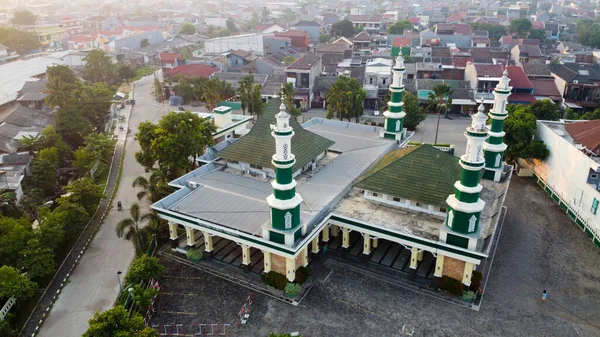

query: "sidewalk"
xmin=20 ymin=103 xmax=133 ymax=337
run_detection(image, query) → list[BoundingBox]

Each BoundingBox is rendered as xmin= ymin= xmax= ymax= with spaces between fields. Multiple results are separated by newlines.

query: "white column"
xmin=410 ymin=247 xmax=418 ymax=270
xmin=311 ymin=237 xmax=319 ymax=254
xmin=462 ymin=262 xmax=475 ymax=286
xmin=363 ymin=233 xmax=371 ymax=255
xmin=302 ymin=247 xmax=308 ymax=267
xmin=286 ymin=257 xmax=296 ymax=282
xmin=372 ymin=238 xmax=379 ymax=248
xmin=242 ymin=245 xmax=251 ymax=266
xmin=434 ymin=254 xmax=445 ymax=278
xmin=342 ymin=228 xmax=350 ymax=248
xmin=332 ymin=225 xmax=339 ymax=237
xmin=322 ymin=225 xmax=330 ymax=242
xmin=185 ymin=226 xmax=195 ymax=247
xmin=263 ymin=252 xmax=272 ymax=273
xmin=168 ymin=222 xmax=178 ymax=241
xmin=203 ymin=232 xmax=213 ymax=252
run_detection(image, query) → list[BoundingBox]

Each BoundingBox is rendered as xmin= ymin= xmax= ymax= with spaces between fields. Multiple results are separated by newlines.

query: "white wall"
xmin=363 ymin=190 xmax=447 ymax=217
xmin=535 ymin=121 xmax=600 ymax=233
xmin=204 ymin=34 xmax=265 ymax=56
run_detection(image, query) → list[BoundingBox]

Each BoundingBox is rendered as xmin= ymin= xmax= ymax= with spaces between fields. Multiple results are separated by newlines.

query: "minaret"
xmin=440 ymin=102 xmax=489 ymax=250
xmin=380 ymin=55 xmax=406 ymax=140
xmin=483 ymin=69 xmax=511 ymax=182
xmin=265 ymin=103 xmax=304 ymax=247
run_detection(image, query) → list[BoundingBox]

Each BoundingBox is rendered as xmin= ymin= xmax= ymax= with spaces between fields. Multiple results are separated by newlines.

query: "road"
xmin=37 ymin=75 xmax=169 ymax=337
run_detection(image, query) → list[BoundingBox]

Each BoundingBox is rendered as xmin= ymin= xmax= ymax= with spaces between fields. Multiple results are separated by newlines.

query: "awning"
xmin=565 ymin=102 xmax=583 ymax=109
xmin=452 ymin=99 xmax=477 ymax=105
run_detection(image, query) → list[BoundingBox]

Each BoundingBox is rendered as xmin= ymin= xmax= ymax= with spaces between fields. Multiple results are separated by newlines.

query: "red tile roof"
xmin=474 ymin=64 xmax=504 ymax=77
xmin=530 ymin=79 xmax=561 ymax=97
xmin=353 ymin=31 xmax=372 ymax=42
xmin=163 ymin=64 xmax=219 ymax=78
xmin=160 ymin=53 xmax=183 ymax=63
xmin=508 ymin=93 xmax=536 ymax=103
xmin=506 ymin=66 xmax=533 ymax=89
xmin=392 ymin=38 xmax=411 ymax=47
xmin=447 ymin=13 xmax=465 ymax=22
xmin=452 ymin=57 xmax=473 ymax=68
xmin=565 ymin=120 xmax=600 ymax=155
xmin=408 ymin=17 xmax=421 ymax=24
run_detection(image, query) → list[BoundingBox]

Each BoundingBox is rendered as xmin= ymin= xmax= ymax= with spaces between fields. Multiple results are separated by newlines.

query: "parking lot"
xmin=150 ymin=176 xmax=600 ymax=337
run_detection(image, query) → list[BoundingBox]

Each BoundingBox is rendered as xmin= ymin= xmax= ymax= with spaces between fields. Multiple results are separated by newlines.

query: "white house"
xmin=532 ymin=119 xmax=600 ymax=247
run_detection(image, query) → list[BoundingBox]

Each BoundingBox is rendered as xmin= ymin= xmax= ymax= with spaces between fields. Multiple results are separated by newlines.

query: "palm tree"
xmin=44 ymin=76 xmax=72 ymax=109
xmin=116 ymin=203 xmax=153 ymax=255
xmin=131 ymin=171 xmax=172 ymax=203
xmin=19 ymin=134 xmax=43 ymax=154
xmin=427 ymin=84 xmax=453 ymax=145
xmin=237 ymin=75 xmax=254 ymax=115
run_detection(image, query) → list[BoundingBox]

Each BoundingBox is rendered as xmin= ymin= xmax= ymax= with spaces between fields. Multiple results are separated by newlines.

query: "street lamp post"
xmin=117 ymin=271 xmax=123 ymax=292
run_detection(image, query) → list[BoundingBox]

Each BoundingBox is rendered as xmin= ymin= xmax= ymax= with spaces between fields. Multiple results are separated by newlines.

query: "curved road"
xmin=35 ymin=75 xmax=170 ymax=337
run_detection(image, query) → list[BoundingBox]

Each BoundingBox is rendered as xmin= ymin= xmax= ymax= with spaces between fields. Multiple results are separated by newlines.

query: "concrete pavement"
xmin=36 ymin=75 xmax=170 ymax=337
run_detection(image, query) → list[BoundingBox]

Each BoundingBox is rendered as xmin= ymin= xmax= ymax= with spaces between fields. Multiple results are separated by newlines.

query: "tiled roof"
xmin=517 ymin=38 xmax=540 ymax=46
xmin=392 ymin=38 xmax=411 ymax=47
xmin=218 ymin=98 xmax=334 ymax=171
xmin=353 ymin=31 xmax=372 ymax=42
xmin=514 ymin=44 xmax=542 ymax=57
xmin=472 ymin=37 xmax=490 ymax=44
xmin=522 ymin=63 xmax=552 ymax=76
xmin=452 ymin=57 xmax=472 ymax=68
xmin=159 ymin=53 xmax=183 ymax=62
xmin=355 ymin=145 xmax=461 ymax=207
xmin=508 ymin=93 xmax=536 ymax=103
xmin=286 ymin=52 xmax=319 ymax=71
xmin=20 ymin=79 xmax=48 ymax=94
xmin=316 ymin=43 xmax=347 ymax=54
xmin=231 ymin=49 xmax=251 ymax=58
xmin=408 ymin=17 xmax=421 ymax=24
xmin=550 ymin=64 xmax=600 ymax=85
xmin=163 ymin=64 xmax=219 ymax=78
xmin=431 ymin=46 xmax=451 ymax=57
xmin=348 ymin=15 xmax=382 ymax=22
xmin=506 ymin=66 xmax=533 ymax=89
xmin=435 ymin=23 xmax=472 ymax=35
xmin=530 ymin=79 xmax=561 ymax=97
xmin=294 ymin=20 xmax=320 ymax=27
xmin=565 ymin=120 xmax=600 ymax=155
xmin=474 ymin=64 xmax=504 ymax=77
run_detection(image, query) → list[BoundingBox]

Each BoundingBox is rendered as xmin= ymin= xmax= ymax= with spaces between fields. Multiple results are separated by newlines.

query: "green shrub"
xmin=265 ymin=271 xmax=287 ymax=290
xmin=460 ymin=290 xmax=476 ymax=303
xmin=470 ymin=271 xmax=483 ymax=291
xmin=377 ymin=122 xmax=384 ymax=127
xmin=284 ymin=282 xmax=301 ymax=296
xmin=186 ymin=248 xmax=203 ymax=261
xmin=439 ymin=276 xmax=464 ymax=296
xmin=370 ymin=121 xmax=377 ymax=126
xmin=125 ymin=255 xmax=164 ymax=285
xmin=294 ymin=266 xmax=311 ymax=285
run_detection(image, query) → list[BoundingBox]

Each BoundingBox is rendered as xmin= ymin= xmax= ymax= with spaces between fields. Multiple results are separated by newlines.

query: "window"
xmin=250 ymin=164 xmax=263 ymax=169
xmin=592 ymin=174 xmax=598 ymax=179
xmin=392 ymin=197 xmax=400 ymax=202
xmin=382 ymin=78 xmax=386 ymax=85
xmin=416 ymin=202 xmax=424 ymax=208
xmin=372 ymin=192 xmax=379 ymax=197
xmin=369 ymin=78 xmax=373 ymax=84
xmin=229 ymin=160 xmax=239 ymax=164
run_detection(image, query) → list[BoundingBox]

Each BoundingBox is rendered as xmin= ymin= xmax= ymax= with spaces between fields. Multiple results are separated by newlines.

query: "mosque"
xmin=152 ymin=56 xmax=512 ymax=289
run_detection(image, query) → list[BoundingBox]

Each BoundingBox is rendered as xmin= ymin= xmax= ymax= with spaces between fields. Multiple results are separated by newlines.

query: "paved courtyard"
xmin=150 ymin=176 xmax=600 ymax=337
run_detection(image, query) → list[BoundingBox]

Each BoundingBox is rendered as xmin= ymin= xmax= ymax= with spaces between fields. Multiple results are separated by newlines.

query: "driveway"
xmin=37 ymin=75 xmax=170 ymax=337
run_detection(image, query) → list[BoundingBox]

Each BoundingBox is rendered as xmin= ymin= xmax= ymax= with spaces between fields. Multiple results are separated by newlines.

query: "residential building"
xmin=363 ymin=58 xmax=392 ymax=110
xmin=256 ymin=24 xmax=286 ymax=34
xmin=556 ymin=41 xmax=584 ymax=53
xmin=163 ymin=64 xmax=220 ymax=79
xmin=60 ymin=17 xmax=84 ymax=35
xmin=322 ymin=13 xmax=342 ymax=26
xmin=420 ymin=29 xmax=439 ymax=47
xmin=159 ymin=53 xmax=183 ymax=69
xmin=416 ymin=62 xmax=443 ymax=79
xmin=275 ymin=30 xmax=310 ymax=51
xmin=204 ymin=33 xmax=265 ymax=55
xmin=353 ymin=31 xmax=372 ymax=56
xmin=255 ymin=49 xmax=301 ymax=76
xmin=530 ymin=119 xmax=600 ymax=248
xmin=465 ymin=63 xmax=505 ymax=103
xmin=511 ymin=45 xmax=544 ymax=66
xmin=550 ymin=64 xmax=600 ymax=111
xmin=434 ymin=24 xmax=473 ymax=48
xmin=505 ymin=65 xmax=535 ymax=104
xmin=192 ymin=106 xmax=253 ymax=144
xmin=22 ymin=24 xmax=66 ymax=47
xmin=284 ymin=52 xmax=321 ymax=104
xmin=0 ymin=152 xmax=31 ymax=203
xmin=67 ymin=35 xmax=98 ymax=50
xmin=348 ymin=14 xmax=382 ymax=34
xmin=292 ymin=21 xmax=321 ymax=42
xmin=263 ymin=36 xmax=291 ymax=55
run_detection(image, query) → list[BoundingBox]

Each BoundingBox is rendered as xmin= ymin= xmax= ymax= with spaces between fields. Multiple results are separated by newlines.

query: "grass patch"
xmin=133 ymin=66 xmax=156 ymax=81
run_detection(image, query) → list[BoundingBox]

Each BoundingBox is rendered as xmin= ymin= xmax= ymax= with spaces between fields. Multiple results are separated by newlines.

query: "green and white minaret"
xmin=483 ymin=69 xmax=511 ymax=182
xmin=440 ymin=102 xmax=489 ymax=250
xmin=380 ymin=55 xmax=406 ymax=140
xmin=265 ymin=102 xmax=304 ymax=247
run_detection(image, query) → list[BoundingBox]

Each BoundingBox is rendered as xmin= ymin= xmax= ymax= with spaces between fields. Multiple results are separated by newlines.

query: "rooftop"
xmin=550 ymin=64 xmax=600 ymax=85
xmin=316 ymin=43 xmax=347 ymax=54
xmin=153 ymin=117 xmax=395 ymax=240
xmin=218 ymin=99 xmax=333 ymax=172
xmin=530 ymin=79 xmax=561 ymax=98
xmin=564 ymin=120 xmax=600 ymax=156
xmin=506 ymin=66 xmax=533 ymax=89
xmin=163 ymin=64 xmax=220 ymax=78
xmin=474 ymin=64 xmax=504 ymax=77
xmin=286 ymin=52 xmax=319 ymax=71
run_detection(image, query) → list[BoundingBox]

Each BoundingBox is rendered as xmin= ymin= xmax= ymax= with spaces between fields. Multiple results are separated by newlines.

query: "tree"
xmin=353 ymin=24 xmax=365 ymax=35
xmin=19 ymin=134 xmax=43 ymax=154
xmin=226 ymin=18 xmax=237 ymax=32
xmin=54 ymin=105 xmax=94 ymax=149
xmin=575 ymin=20 xmax=600 ymax=48
xmin=116 ymin=203 xmax=153 ymax=255
xmin=154 ymin=78 xmax=163 ymax=102
xmin=172 ymin=78 xmax=194 ymax=103
xmin=237 ymin=75 xmax=254 ymax=115
xmin=200 ymin=78 xmax=234 ymax=111
xmin=331 ymin=20 xmax=355 ymax=38
xmin=0 ymin=190 xmax=19 ymax=217
xmin=402 ymin=92 xmax=427 ymax=130
xmin=508 ymin=18 xmax=532 ymax=38
xmin=529 ymin=100 xmax=559 ymax=121
xmin=283 ymin=56 xmax=297 ymax=65
xmin=28 ymin=147 xmax=59 ymax=197
xmin=281 ymin=82 xmax=300 ymax=116
xmin=11 ymin=10 xmax=37 ymax=25
xmin=83 ymin=50 xmax=115 ymax=84
xmin=0 ymin=27 xmax=38 ymax=55
xmin=45 ymin=76 xmax=74 ymax=109
xmin=325 ymin=77 xmax=365 ymax=122
xmin=388 ymin=20 xmax=413 ymax=35
xmin=48 ymin=200 xmax=89 ymax=241
xmin=319 ymin=34 xmax=330 ymax=43
xmin=135 ymin=121 xmax=158 ymax=170
xmin=427 ymin=84 xmax=453 ymax=145
xmin=76 ymin=82 xmax=116 ymax=130
xmin=125 ymin=255 xmax=164 ymax=285
xmin=73 ymin=133 xmax=116 ymax=174
xmin=0 ymin=217 xmax=33 ymax=266
xmin=118 ymin=64 xmax=136 ymax=83
xmin=131 ymin=284 xmax=158 ymax=310
xmin=140 ymin=38 xmax=149 ymax=48
xmin=37 ymin=207 xmax=65 ymax=252
xmin=249 ymin=84 xmax=265 ymax=117
xmin=46 ymin=64 xmax=79 ymax=87
xmin=132 ymin=171 xmax=172 ymax=203
xmin=179 ymin=22 xmax=196 ymax=35
xmin=0 ymin=320 xmax=17 ymax=337
xmin=261 ymin=6 xmax=270 ymax=22
xmin=0 ymin=265 xmax=37 ymax=299
xmin=83 ymin=305 xmax=158 ymax=337
xmin=63 ymin=177 xmax=103 ymax=215
xmin=504 ymin=106 xmax=549 ymax=160
xmin=18 ymin=238 xmax=56 ymax=279
xmin=580 ymin=108 xmax=600 ymax=121
xmin=528 ymin=28 xmax=547 ymax=42
xmin=471 ymin=23 xmax=507 ymax=40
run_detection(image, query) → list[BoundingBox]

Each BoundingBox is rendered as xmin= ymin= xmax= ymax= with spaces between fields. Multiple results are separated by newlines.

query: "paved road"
xmin=35 ymin=75 xmax=169 ymax=337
